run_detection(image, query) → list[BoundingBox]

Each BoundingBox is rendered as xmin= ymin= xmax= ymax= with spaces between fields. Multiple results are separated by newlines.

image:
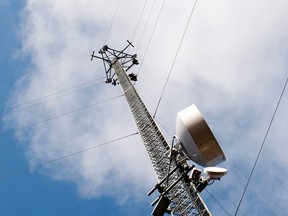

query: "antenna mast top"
xmin=91 ymin=40 xmax=139 ymax=85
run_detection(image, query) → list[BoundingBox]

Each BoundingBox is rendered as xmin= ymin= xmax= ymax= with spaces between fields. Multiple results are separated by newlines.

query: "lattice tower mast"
xmin=91 ymin=41 xmax=211 ymax=216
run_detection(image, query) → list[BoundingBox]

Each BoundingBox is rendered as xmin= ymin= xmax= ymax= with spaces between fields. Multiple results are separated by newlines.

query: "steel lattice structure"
xmin=91 ymin=41 xmax=211 ymax=216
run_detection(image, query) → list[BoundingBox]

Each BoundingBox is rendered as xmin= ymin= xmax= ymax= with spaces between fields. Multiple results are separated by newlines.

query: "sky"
xmin=1 ymin=0 xmax=288 ymax=215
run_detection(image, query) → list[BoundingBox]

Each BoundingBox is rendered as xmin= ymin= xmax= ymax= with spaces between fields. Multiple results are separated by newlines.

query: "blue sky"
xmin=1 ymin=0 xmax=288 ymax=215
xmin=0 ymin=1 xmax=149 ymax=215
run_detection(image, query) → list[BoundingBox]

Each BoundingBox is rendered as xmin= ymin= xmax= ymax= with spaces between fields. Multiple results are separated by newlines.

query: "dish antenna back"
xmin=176 ymin=104 xmax=226 ymax=167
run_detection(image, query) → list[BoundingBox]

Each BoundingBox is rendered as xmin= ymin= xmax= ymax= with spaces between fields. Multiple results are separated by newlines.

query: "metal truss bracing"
xmin=112 ymin=60 xmax=210 ymax=216
xmin=91 ymin=42 xmax=211 ymax=216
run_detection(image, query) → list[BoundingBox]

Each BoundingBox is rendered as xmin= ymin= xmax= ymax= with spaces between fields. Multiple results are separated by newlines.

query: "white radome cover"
xmin=204 ymin=167 xmax=227 ymax=179
xmin=176 ymin=104 xmax=226 ymax=167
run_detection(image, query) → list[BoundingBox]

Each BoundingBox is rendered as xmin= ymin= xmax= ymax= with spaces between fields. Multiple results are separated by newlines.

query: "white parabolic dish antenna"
xmin=176 ymin=104 xmax=226 ymax=167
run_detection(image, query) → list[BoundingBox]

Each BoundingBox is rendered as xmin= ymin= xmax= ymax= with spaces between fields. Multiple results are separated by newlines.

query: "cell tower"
xmin=91 ymin=41 xmax=227 ymax=216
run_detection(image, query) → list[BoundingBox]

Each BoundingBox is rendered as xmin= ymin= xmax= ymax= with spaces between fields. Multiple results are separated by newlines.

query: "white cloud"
xmin=4 ymin=0 xmax=288 ymax=214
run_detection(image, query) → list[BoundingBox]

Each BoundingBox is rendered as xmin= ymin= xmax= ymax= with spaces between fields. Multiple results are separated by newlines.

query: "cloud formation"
xmin=4 ymin=0 xmax=288 ymax=214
